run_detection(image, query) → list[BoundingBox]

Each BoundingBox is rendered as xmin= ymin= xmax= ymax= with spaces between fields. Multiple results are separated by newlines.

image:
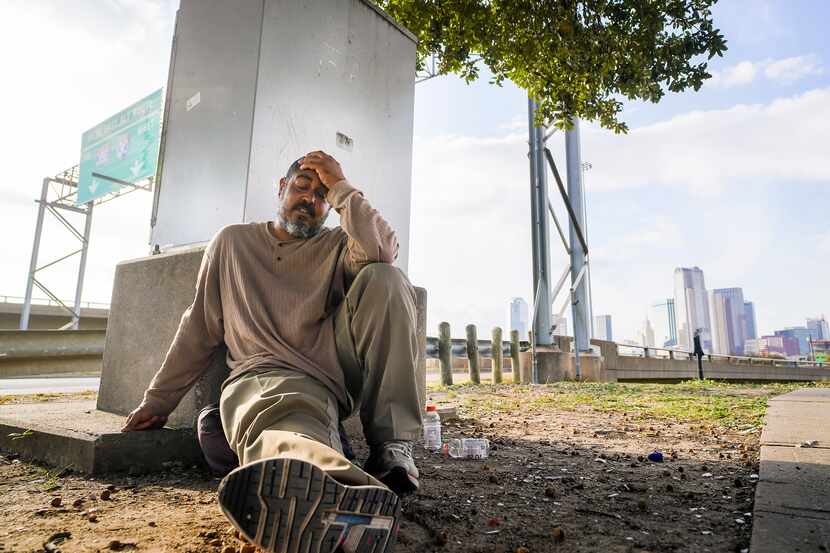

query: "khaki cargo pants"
xmin=219 ymin=264 xmax=422 ymax=487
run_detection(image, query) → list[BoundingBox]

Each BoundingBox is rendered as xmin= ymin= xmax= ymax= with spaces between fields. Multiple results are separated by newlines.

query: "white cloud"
xmin=712 ymin=61 xmax=760 ymax=88
xmin=764 ymin=55 xmax=823 ymax=84
xmin=582 ymin=87 xmax=830 ymax=191
xmin=818 ymin=232 xmax=830 ymax=255
xmin=420 ymin=87 xmax=830 ymax=201
xmin=708 ymin=55 xmax=823 ymax=88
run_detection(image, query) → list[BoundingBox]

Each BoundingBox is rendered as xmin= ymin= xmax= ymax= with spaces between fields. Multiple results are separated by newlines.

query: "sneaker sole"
xmin=218 ymin=457 xmax=400 ymax=553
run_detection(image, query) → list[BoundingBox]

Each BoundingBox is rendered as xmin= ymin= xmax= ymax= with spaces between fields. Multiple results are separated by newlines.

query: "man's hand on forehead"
xmin=300 ymin=150 xmax=345 ymax=188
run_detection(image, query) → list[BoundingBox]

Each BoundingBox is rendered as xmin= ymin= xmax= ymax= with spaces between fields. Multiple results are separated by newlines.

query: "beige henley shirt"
xmin=139 ymin=179 xmax=398 ymax=416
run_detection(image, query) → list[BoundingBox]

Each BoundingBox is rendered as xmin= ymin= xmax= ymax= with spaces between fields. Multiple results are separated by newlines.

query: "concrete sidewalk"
xmin=751 ymin=388 xmax=830 ymax=552
xmin=0 ymin=400 xmax=202 ymax=474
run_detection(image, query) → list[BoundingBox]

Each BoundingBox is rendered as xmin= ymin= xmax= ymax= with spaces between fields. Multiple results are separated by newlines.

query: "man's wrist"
xmin=325 ymin=178 xmax=360 ymax=208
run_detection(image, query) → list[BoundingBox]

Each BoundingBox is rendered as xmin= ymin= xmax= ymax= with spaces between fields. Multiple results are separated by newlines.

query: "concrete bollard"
xmin=510 ymin=330 xmax=521 ymax=384
xmin=438 ymin=322 xmax=453 ymax=386
xmin=466 ymin=324 xmax=481 ymax=384
xmin=491 ymin=327 xmax=503 ymax=384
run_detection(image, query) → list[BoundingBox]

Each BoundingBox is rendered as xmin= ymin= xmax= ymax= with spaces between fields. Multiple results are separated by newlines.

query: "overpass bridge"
xmin=0 ymin=295 xmax=108 ymax=330
xmin=0 ymin=296 xmax=108 ymax=377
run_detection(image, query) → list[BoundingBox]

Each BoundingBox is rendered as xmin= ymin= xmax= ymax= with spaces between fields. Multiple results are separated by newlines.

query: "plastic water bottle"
xmin=422 ymin=404 xmax=442 ymax=451
xmin=444 ymin=438 xmax=490 ymax=460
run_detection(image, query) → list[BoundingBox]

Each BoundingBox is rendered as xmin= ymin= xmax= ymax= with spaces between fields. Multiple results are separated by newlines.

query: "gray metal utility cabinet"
xmin=150 ymin=0 xmax=417 ymax=274
xmin=97 ymin=0 xmax=420 ymax=428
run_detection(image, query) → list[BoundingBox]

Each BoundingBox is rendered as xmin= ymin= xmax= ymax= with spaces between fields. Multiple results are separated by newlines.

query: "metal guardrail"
xmin=0 ymin=329 xmax=105 ymax=378
xmin=616 ymin=342 xmax=827 ymax=368
xmin=0 ymin=294 xmax=110 ymax=310
xmin=425 ymin=337 xmax=531 ymax=359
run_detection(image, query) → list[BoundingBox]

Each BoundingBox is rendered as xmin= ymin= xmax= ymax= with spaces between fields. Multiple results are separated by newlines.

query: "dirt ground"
xmin=0 ymin=383 xmax=766 ymax=553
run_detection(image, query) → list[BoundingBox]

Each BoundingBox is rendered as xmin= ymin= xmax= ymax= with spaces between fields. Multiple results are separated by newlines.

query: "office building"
xmin=760 ymin=335 xmax=800 ymax=358
xmin=652 ymin=299 xmax=678 ymax=347
xmin=664 ymin=299 xmax=678 ymax=347
xmin=774 ymin=327 xmax=813 ymax=356
xmin=744 ymin=339 xmax=761 ymax=357
xmin=709 ymin=287 xmax=746 ymax=355
xmin=743 ymin=302 xmax=758 ymax=340
xmin=594 ymin=314 xmax=613 ymax=341
xmin=507 ymin=297 xmax=529 ymax=340
xmin=641 ymin=318 xmax=655 ymax=348
xmin=552 ymin=315 xmax=569 ymax=336
xmin=807 ymin=316 xmax=829 ymax=341
xmin=673 ymin=267 xmax=712 ymax=352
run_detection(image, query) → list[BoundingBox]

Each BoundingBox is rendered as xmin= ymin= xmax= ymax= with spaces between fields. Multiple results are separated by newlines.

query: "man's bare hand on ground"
xmin=300 ymin=151 xmax=345 ymax=188
xmin=121 ymin=405 xmax=168 ymax=432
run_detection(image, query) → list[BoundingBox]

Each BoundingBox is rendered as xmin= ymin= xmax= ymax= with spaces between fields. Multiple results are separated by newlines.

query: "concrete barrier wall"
xmin=612 ymin=355 xmax=830 ymax=382
xmin=0 ymin=330 xmax=105 ymax=377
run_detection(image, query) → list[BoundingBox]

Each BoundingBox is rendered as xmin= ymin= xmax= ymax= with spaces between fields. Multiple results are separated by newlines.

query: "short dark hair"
xmin=285 ymin=157 xmax=304 ymax=181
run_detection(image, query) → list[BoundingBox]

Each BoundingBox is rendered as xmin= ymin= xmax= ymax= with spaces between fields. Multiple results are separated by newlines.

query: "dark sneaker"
xmin=363 ymin=441 xmax=419 ymax=495
xmin=218 ymin=457 xmax=400 ymax=553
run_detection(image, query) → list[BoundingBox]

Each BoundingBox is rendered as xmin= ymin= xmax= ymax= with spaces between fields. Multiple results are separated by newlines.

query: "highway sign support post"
xmin=20 ymin=178 xmax=50 ymax=330
xmin=70 ymin=201 xmax=94 ymax=329
xmin=19 ymin=168 xmax=96 ymax=331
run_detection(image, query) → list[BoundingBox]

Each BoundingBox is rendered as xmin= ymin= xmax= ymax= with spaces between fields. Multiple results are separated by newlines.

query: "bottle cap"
xmin=426 ymin=404 xmax=437 ymax=412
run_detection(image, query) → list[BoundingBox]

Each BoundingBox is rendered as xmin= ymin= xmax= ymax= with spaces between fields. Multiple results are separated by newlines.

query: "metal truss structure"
xmin=415 ymin=52 xmax=441 ymax=84
xmin=19 ymin=166 xmax=151 ymax=330
xmin=527 ymin=99 xmax=593 ymax=382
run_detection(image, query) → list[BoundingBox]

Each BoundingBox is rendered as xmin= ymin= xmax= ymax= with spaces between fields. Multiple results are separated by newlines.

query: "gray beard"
xmin=276 ymin=204 xmax=328 ymax=239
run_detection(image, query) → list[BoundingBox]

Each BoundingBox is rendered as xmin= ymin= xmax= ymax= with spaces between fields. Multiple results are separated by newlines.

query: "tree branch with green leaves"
xmin=378 ymin=0 xmax=727 ymax=132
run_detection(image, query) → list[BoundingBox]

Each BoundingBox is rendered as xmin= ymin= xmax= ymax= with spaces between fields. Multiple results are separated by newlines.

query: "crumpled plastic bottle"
xmin=442 ymin=438 xmax=490 ymax=459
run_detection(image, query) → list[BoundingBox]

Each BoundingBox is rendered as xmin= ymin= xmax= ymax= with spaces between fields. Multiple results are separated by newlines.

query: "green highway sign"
xmin=77 ymin=88 xmax=163 ymax=204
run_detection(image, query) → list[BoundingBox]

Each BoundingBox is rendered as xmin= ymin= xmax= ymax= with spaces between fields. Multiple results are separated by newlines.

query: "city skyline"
xmin=450 ymin=264 xmax=818 ymax=348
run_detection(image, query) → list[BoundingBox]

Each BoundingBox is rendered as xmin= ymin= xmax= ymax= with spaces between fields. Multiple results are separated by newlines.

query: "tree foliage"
xmin=377 ymin=0 xmax=727 ymax=132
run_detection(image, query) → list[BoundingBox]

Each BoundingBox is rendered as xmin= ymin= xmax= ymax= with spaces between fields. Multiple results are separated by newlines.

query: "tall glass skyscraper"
xmin=594 ymin=314 xmax=613 ymax=341
xmin=709 ymin=288 xmax=746 ymax=355
xmin=508 ymin=297 xmax=529 ymax=340
xmin=807 ymin=317 xmax=829 ymax=341
xmin=673 ymin=267 xmax=712 ymax=352
xmin=653 ymin=298 xmax=678 ymax=347
xmin=641 ymin=318 xmax=655 ymax=347
xmin=665 ymin=299 xmax=677 ymax=347
xmin=743 ymin=302 xmax=758 ymax=340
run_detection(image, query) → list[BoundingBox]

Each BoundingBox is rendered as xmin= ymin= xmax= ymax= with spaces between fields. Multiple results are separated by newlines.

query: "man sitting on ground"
xmin=122 ymin=150 xmax=422 ymax=553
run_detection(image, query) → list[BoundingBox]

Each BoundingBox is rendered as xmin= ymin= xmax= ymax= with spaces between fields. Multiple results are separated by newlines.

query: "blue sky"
xmin=0 ymin=0 xmax=828 ymax=344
